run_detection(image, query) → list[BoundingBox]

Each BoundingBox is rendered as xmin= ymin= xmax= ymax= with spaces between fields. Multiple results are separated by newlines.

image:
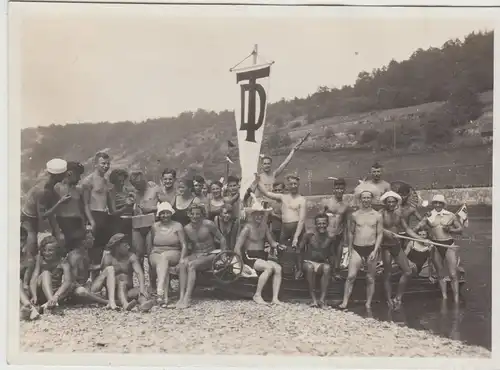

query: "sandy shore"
xmin=20 ymin=300 xmax=490 ymax=357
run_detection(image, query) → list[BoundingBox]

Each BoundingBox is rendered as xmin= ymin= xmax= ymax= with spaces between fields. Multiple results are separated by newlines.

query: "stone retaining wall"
xmin=305 ymin=187 xmax=492 ymax=211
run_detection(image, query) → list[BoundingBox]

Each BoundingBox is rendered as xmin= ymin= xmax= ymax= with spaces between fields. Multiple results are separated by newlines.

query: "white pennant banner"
xmin=233 ymin=63 xmax=272 ymax=200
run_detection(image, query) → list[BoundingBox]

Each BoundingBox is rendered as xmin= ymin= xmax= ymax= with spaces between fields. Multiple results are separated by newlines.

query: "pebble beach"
xmin=20 ymin=299 xmax=490 ymax=357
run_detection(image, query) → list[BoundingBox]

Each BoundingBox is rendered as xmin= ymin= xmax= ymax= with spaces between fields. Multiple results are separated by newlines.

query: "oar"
xmin=295 ymin=132 xmax=311 ymax=149
xmin=385 ymin=230 xmax=457 ymax=249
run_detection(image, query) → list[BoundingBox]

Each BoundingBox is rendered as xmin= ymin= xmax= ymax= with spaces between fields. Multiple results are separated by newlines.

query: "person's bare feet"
xmin=309 ymin=300 xmax=318 ymax=308
xmin=386 ymin=299 xmax=394 ymax=310
xmin=176 ymin=299 xmax=191 ymax=309
xmin=365 ymin=302 xmax=372 ymax=309
xmin=294 ymin=270 xmax=303 ymax=280
xmin=253 ymin=295 xmax=268 ymax=305
xmin=106 ymin=302 xmax=119 ymax=310
xmin=271 ymin=299 xmax=284 ymax=306
xmin=338 ymin=302 xmax=348 ymax=309
xmin=318 ymin=301 xmax=328 ymax=309
xmin=139 ymin=300 xmax=154 ymax=312
xmin=392 ymin=297 xmax=402 ymax=311
xmin=29 ymin=306 xmax=40 ymax=320
xmin=124 ymin=300 xmax=138 ymax=311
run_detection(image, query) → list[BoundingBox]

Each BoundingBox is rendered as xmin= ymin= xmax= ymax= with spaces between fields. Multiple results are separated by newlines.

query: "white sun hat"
xmin=380 ymin=191 xmax=402 ymax=204
xmin=156 ymin=201 xmax=175 ymax=216
xmin=46 ymin=158 xmax=67 ymax=175
xmin=431 ymin=194 xmax=446 ymax=204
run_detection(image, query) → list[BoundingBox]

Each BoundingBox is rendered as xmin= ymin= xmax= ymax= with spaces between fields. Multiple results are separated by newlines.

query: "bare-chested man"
xmin=92 ymin=233 xmax=154 ymax=311
xmin=82 ymin=152 xmax=113 ymax=276
xmin=53 ymin=162 xmax=87 ymax=253
xmin=339 ymin=191 xmax=383 ymax=309
xmin=176 ymin=204 xmax=227 ymax=309
xmin=268 ymin=182 xmax=285 ymax=241
xmin=414 ymin=194 xmax=463 ymax=303
xmin=321 ymin=178 xmax=350 ymax=275
xmin=298 ymin=213 xmax=334 ymax=308
xmin=379 ymin=191 xmax=424 ymax=310
xmin=354 ymin=163 xmax=391 ymax=209
xmin=397 ymin=183 xmax=423 ymax=226
xmin=129 ymin=171 xmax=161 ymax=257
xmin=21 ymin=158 xmax=68 ymax=259
xmin=255 ymin=173 xmax=306 ymax=279
xmin=158 ymin=168 xmax=177 ymax=205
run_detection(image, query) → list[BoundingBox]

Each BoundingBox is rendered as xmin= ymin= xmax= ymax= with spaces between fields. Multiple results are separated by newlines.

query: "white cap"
xmin=432 ymin=194 xmax=446 ymax=204
xmin=46 ymin=158 xmax=67 ymax=175
xmin=380 ymin=191 xmax=402 ymax=203
xmin=156 ymin=201 xmax=175 ymax=216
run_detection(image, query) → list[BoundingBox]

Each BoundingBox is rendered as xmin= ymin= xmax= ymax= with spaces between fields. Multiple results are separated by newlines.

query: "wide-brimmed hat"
xmin=46 ymin=158 xmax=67 ymax=175
xmin=156 ymin=201 xmax=175 ymax=216
xmin=431 ymin=194 xmax=446 ymax=205
xmin=105 ymin=233 xmax=127 ymax=250
xmin=380 ymin=191 xmax=402 ymax=204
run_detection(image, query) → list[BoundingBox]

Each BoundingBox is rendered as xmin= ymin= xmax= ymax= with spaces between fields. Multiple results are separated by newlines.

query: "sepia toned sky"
xmin=9 ymin=4 xmax=493 ymax=128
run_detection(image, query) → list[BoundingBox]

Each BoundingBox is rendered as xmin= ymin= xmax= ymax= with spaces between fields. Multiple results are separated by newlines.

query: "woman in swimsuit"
xmin=147 ymin=202 xmax=188 ymax=307
xmin=414 ymin=194 xmax=463 ymax=303
xmin=206 ymin=181 xmax=225 ymax=221
xmin=234 ymin=204 xmax=283 ymax=305
xmin=29 ymin=235 xmax=72 ymax=313
xmin=171 ymin=178 xmax=200 ymax=227
xmin=213 ymin=204 xmax=239 ymax=250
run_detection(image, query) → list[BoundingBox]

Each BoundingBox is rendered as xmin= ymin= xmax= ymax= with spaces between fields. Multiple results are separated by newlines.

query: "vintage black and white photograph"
xmin=8 ymin=3 xmax=495 ymax=364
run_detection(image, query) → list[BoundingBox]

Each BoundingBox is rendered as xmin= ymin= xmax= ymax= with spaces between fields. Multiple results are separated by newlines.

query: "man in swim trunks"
xmin=255 ymin=172 xmax=306 ymax=279
xmin=339 ymin=190 xmax=383 ymax=309
xmin=92 ymin=233 xmax=154 ymax=311
xmin=234 ymin=203 xmax=283 ymax=305
xmin=53 ymin=161 xmax=87 ymax=253
xmin=379 ymin=191 xmax=424 ymax=310
xmin=21 ymin=158 xmax=68 ymax=258
xmin=298 ymin=213 xmax=334 ymax=308
xmin=354 ymin=162 xmax=391 ymax=209
xmin=129 ymin=171 xmax=162 ymax=264
xmin=176 ymin=204 xmax=227 ymax=309
xmin=81 ymin=152 xmax=113 ymax=278
xmin=321 ymin=178 xmax=349 ymax=277
xmin=414 ymin=194 xmax=463 ymax=303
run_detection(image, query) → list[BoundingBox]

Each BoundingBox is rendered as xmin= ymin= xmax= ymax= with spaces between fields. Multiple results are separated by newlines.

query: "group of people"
xmin=19 ymin=142 xmax=464 ymax=320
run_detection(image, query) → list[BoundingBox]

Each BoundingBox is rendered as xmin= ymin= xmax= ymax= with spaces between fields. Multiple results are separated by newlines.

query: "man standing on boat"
xmin=321 ymin=178 xmax=349 ymax=277
xmin=339 ymin=190 xmax=383 ymax=309
xmin=379 ymin=191 xmax=424 ymax=310
xmin=254 ymin=172 xmax=306 ymax=279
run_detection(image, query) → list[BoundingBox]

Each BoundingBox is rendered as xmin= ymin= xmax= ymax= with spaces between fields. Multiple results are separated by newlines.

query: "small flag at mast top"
xmin=456 ymin=204 xmax=469 ymax=228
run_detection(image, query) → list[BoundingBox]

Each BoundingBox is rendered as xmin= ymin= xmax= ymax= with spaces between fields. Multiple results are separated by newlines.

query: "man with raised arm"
xmin=379 ymin=191 xmax=424 ymax=310
xmin=321 ymin=178 xmax=350 ymax=276
xmin=176 ymin=204 xmax=227 ymax=309
xmin=339 ymin=190 xmax=383 ymax=309
xmin=81 ymin=152 xmax=113 ymax=277
xmin=254 ymin=172 xmax=306 ymax=279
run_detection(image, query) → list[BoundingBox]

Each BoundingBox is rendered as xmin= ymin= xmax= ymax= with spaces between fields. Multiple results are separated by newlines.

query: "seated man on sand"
xmin=298 ymin=213 xmax=334 ymax=309
xmin=176 ymin=204 xmax=227 ymax=309
xmin=92 ymin=233 xmax=154 ymax=312
xmin=234 ymin=202 xmax=284 ymax=306
xmin=20 ymin=226 xmax=40 ymax=320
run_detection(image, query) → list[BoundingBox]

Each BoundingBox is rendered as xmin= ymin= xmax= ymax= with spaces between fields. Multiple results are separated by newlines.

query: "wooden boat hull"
xmin=210 ymin=270 xmax=466 ymax=303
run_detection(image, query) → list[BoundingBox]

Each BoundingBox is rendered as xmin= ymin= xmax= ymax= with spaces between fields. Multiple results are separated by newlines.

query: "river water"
xmin=347 ymin=212 xmax=492 ymax=350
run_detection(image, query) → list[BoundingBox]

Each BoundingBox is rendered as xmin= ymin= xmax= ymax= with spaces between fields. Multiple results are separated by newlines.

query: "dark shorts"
xmin=279 ymin=222 xmax=305 ymax=247
xmin=243 ymin=250 xmax=268 ymax=269
xmin=113 ymin=216 xmax=132 ymax=238
xmin=432 ymin=239 xmax=454 ymax=260
xmin=353 ymin=244 xmax=375 ymax=260
xmin=408 ymin=249 xmax=430 ymax=273
xmin=381 ymin=240 xmax=402 ymax=259
xmin=89 ymin=211 xmax=112 ymax=265
xmin=56 ymin=216 xmax=86 ymax=250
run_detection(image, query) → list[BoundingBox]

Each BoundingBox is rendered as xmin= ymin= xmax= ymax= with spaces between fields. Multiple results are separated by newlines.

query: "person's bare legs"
xmin=149 ymin=254 xmax=164 ymax=300
xmin=303 ymin=262 xmax=317 ymax=306
xmin=40 ymin=270 xmax=56 ymax=310
xmin=269 ymin=261 xmax=283 ymax=305
xmin=393 ymin=249 xmax=412 ymax=309
xmin=365 ymin=257 xmax=378 ymax=309
xmin=175 ymin=261 xmax=188 ymax=308
xmin=20 ymin=280 xmax=39 ymax=320
xmin=319 ymin=264 xmax=331 ymax=308
xmin=90 ymin=266 xmax=117 ymax=309
xmin=116 ymin=278 xmax=137 ymax=311
xmin=445 ymin=248 xmax=460 ymax=304
xmin=132 ymin=229 xmax=146 ymax=270
xmin=73 ymin=286 xmax=109 ymax=306
xmin=127 ymin=287 xmax=154 ymax=312
xmin=431 ymin=249 xmax=447 ymax=299
xmin=381 ymin=249 xmax=394 ymax=308
xmin=339 ymin=251 xmax=362 ymax=308
xmin=252 ymin=260 xmax=273 ymax=305
xmin=177 ymin=255 xmax=214 ymax=309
